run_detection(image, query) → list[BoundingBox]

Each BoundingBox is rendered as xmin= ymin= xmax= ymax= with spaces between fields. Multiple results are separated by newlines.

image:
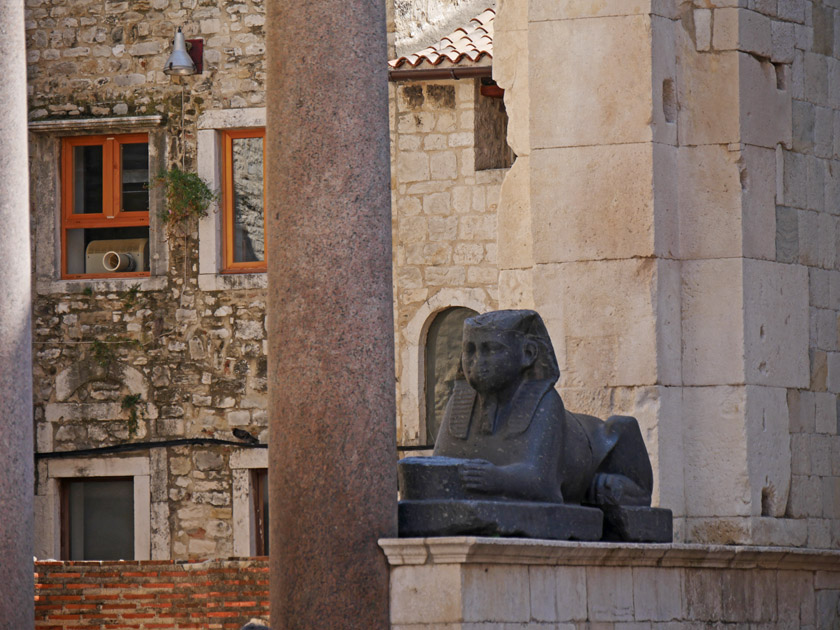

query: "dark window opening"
xmin=61 ymin=478 xmax=134 ymax=560
xmin=424 ymin=307 xmax=479 ymax=445
xmin=252 ymin=469 xmax=269 ymax=556
xmin=475 ymin=79 xmax=515 ymax=171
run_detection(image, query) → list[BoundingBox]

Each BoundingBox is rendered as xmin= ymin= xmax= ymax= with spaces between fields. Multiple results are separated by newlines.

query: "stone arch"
xmin=397 ymin=288 xmax=492 ymax=446
xmin=423 ymin=306 xmax=478 ymax=445
xmin=56 ymin=360 xmax=148 ymax=403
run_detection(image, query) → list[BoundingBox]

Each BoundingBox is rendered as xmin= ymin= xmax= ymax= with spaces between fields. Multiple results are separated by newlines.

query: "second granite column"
xmin=265 ymin=1 xmax=396 ymax=628
xmin=0 ymin=0 xmax=34 ymax=627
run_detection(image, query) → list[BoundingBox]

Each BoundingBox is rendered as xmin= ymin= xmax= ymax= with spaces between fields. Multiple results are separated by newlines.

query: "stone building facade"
xmin=21 ymin=0 xmax=840 ymax=566
xmin=24 ymin=0 xmax=509 ymax=562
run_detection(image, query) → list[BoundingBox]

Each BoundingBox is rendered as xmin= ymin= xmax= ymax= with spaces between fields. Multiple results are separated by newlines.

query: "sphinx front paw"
xmin=458 ymin=459 xmax=503 ymax=494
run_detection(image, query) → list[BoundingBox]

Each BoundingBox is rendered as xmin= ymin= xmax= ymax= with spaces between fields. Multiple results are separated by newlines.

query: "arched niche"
xmin=423 ymin=306 xmax=478 ymax=445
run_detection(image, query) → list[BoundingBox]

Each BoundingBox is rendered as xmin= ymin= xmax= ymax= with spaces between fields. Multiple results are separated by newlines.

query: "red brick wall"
xmin=35 ymin=558 xmax=269 ymax=630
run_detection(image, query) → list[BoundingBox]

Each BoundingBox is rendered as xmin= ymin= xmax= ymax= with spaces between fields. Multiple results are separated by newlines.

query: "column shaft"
xmin=0 ymin=0 xmax=34 ymax=627
xmin=265 ymin=1 xmax=396 ymax=628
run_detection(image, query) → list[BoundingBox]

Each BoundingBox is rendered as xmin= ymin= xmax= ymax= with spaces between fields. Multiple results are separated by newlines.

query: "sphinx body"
xmin=398 ymin=309 xmax=672 ymax=542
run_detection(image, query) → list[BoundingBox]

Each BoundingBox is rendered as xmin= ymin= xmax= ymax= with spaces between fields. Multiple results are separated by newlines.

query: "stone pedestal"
xmin=265 ymin=0 xmax=395 ymax=628
xmin=0 ymin=0 xmax=34 ymax=627
xmin=381 ymin=537 xmax=840 ymax=628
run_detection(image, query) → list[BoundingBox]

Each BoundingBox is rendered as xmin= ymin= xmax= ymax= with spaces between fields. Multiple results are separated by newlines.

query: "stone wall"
xmin=382 ymin=537 xmax=840 ymax=629
xmin=25 ymin=0 xmax=505 ymax=560
xmin=389 ymin=78 xmax=504 ymax=446
xmin=768 ymin=0 xmax=840 ymax=550
xmin=25 ymin=0 xmax=271 ymax=563
xmin=491 ymin=0 xmax=839 ymax=549
xmin=34 ymin=558 xmax=269 ymax=629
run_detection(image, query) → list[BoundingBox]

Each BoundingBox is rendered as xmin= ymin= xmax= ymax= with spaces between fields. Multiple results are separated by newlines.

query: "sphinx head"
xmin=461 ymin=310 xmax=560 ymax=395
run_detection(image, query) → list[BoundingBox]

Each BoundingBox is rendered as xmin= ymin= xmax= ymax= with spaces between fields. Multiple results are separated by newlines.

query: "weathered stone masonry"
xmin=26 ymin=0 xmax=270 ymax=561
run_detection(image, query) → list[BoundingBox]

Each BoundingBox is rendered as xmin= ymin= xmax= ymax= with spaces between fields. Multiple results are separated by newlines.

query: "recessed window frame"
xmin=221 ymin=127 xmax=266 ymax=273
xmin=250 ymin=468 xmax=269 ymax=556
xmin=38 ymin=456 xmax=153 ymax=561
xmin=60 ymin=476 xmax=135 ymax=561
xmin=60 ymin=132 xmax=151 ymax=280
xmin=230 ymin=447 xmax=268 ymax=557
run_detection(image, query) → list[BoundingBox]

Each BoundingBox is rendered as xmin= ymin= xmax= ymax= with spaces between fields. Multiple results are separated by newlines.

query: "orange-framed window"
xmin=222 ymin=128 xmax=266 ymax=273
xmin=60 ymin=133 xmax=151 ymax=279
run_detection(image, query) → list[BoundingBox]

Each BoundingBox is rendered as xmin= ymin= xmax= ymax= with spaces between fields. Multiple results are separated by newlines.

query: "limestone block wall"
xmin=382 ymin=537 xmax=840 ymax=629
xmin=491 ymin=0 xmax=840 ymax=549
xmin=770 ymin=0 xmax=840 ymax=550
xmin=673 ymin=0 xmax=840 ymax=548
xmin=390 ymin=79 xmax=504 ymax=446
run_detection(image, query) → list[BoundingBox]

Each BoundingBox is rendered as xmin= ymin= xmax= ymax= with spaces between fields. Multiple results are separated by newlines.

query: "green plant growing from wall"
xmin=120 ymin=283 xmax=143 ymax=311
xmin=153 ymin=166 xmax=218 ymax=237
xmin=90 ymin=336 xmax=142 ymax=369
xmin=121 ymin=393 xmax=144 ymax=437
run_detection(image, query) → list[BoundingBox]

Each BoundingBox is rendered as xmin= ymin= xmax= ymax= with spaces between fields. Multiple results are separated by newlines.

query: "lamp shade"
xmin=163 ymin=27 xmax=196 ymax=76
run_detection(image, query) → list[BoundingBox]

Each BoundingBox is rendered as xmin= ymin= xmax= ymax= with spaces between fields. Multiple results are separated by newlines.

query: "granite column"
xmin=0 ymin=0 xmax=35 ymax=626
xmin=265 ymin=1 xmax=396 ymax=628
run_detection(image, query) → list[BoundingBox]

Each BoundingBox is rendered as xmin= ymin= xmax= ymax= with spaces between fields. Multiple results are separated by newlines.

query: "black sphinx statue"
xmin=398 ymin=309 xmax=672 ymax=542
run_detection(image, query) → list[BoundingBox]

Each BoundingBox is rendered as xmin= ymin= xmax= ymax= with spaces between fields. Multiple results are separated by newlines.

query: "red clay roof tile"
xmin=389 ymin=8 xmax=494 ymax=69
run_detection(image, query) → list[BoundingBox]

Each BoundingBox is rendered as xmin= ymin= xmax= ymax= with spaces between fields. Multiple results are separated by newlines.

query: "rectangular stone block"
xmin=740 ymin=52 xmax=793 ymax=149
xmin=528 ymin=566 xmax=587 ymax=622
xmin=685 ymin=569 xmax=724 ymax=621
xmin=816 ymin=391 xmax=838 ymax=434
xmin=530 ymin=15 xmax=653 ymax=148
xmin=496 ymin=157 xmax=533 ymax=270
xmin=743 ymin=259 xmax=809 ymax=387
xmin=745 ymin=386 xmax=791 ymax=517
xmin=713 ymin=8 xmax=772 ymax=58
xmin=586 ymin=567 xmax=634 ymax=622
xmin=651 ymin=17 xmax=678 ymax=147
xmin=462 ymin=565 xmax=529 ymax=623
xmin=390 ymin=565 xmax=463 ymax=624
xmin=682 ymin=386 xmax=752 ymax=518
xmin=775 ymin=205 xmax=799 ymax=263
xmin=681 ymin=259 xmax=745 ymax=386
xmin=531 ymin=144 xmax=655 ymax=263
xmin=653 ymin=143 xmax=679 ymax=259
xmin=678 ymin=144 xmax=744 ymax=260
xmin=529 ymin=0 xmax=655 ymax=22
xmin=741 ymin=145 xmax=777 ymax=261
xmin=678 ymin=48 xmax=740 ymax=145
xmin=533 ymin=259 xmax=659 ymax=387
xmin=632 ymin=568 xmax=684 ymax=621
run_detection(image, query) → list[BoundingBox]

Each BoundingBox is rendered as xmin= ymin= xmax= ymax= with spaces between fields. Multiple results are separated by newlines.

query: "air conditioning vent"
xmin=85 ymin=239 xmax=149 ymax=274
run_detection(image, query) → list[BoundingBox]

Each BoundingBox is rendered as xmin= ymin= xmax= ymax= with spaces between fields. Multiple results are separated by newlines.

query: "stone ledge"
xmin=28 ymin=115 xmax=164 ymax=132
xmin=379 ymin=536 xmax=840 ymax=570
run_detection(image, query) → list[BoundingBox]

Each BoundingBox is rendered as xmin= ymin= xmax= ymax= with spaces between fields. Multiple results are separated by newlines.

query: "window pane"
xmin=121 ymin=143 xmax=149 ymax=212
xmin=424 ymin=307 xmax=478 ymax=444
xmin=232 ymin=137 xmax=264 ymax=263
xmin=65 ymin=226 xmax=150 ymax=275
xmin=73 ymin=145 xmax=103 ymax=214
xmin=68 ymin=479 xmax=134 ymax=560
xmin=261 ymin=472 xmax=269 ymax=555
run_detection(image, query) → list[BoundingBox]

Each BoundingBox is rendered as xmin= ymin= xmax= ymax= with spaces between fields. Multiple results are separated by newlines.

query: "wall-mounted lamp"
xmin=164 ymin=27 xmax=199 ymax=75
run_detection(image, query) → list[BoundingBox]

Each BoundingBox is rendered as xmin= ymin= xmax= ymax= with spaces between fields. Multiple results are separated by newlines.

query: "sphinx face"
xmin=461 ymin=328 xmax=524 ymax=395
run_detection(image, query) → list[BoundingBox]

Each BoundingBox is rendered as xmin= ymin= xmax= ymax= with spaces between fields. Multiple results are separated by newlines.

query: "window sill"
xmin=198 ymin=272 xmax=267 ymax=291
xmin=36 ymin=275 xmax=168 ymax=296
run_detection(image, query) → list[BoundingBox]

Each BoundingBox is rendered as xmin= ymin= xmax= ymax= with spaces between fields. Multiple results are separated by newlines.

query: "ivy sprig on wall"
xmin=121 ymin=393 xmax=144 ymax=437
xmin=153 ymin=166 xmax=218 ymax=234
